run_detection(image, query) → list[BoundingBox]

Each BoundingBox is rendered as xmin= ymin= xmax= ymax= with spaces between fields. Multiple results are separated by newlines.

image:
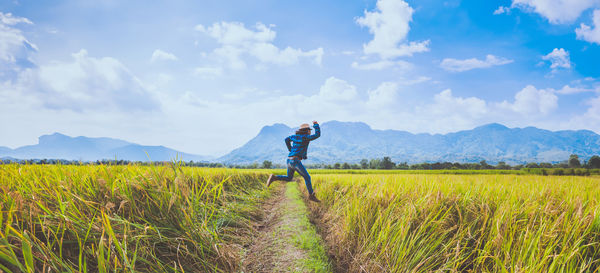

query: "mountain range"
xmin=218 ymin=121 xmax=600 ymax=164
xmin=0 ymin=133 xmax=210 ymax=162
xmin=2 ymin=121 xmax=600 ymax=164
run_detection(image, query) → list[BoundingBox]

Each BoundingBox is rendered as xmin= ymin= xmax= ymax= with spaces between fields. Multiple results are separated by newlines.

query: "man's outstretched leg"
xmin=267 ymin=160 xmax=295 ymax=187
xmin=293 ymin=160 xmax=319 ymax=202
xmin=266 ymin=174 xmax=275 ymax=187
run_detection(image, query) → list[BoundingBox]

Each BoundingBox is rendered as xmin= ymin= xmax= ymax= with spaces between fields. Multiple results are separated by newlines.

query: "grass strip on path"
xmin=242 ymin=181 xmax=331 ymax=273
xmin=284 ymin=182 xmax=331 ymax=273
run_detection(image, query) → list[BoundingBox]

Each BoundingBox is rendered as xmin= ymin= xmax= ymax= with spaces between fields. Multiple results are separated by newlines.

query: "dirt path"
xmin=241 ymin=181 xmax=331 ymax=273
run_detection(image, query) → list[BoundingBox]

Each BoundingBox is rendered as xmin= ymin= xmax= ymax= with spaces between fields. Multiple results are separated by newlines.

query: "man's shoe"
xmin=308 ymin=193 xmax=320 ymax=202
xmin=266 ymin=174 xmax=275 ymax=187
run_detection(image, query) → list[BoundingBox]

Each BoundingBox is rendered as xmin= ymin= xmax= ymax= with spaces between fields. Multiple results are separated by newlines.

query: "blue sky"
xmin=1 ymin=0 xmax=600 ymax=156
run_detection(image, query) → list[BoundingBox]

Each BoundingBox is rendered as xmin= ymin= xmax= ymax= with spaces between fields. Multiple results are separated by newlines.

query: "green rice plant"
xmin=302 ymin=169 xmax=528 ymax=175
xmin=0 ymin=164 xmax=270 ymax=272
xmin=273 ymin=168 xmax=600 ymax=176
xmin=304 ymin=174 xmax=600 ymax=272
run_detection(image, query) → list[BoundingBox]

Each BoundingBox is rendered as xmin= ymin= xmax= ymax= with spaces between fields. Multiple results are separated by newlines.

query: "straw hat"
xmin=299 ymin=123 xmax=312 ymax=130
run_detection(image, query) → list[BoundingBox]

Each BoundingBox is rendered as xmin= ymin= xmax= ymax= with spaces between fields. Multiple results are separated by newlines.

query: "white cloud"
xmin=356 ymin=0 xmax=429 ymax=59
xmin=576 ymin=9 xmax=600 ymax=44
xmin=511 ymin=0 xmax=599 ymax=24
xmin=212 ymin=45 xmax=246 ymax=69
xmin=542 ymin=48 xmax=571 ymax=71
xmin=170 ymin=77 xmax=363 ymax=141
xmin=318 ymin=77 xmax=358 ymax=101
xmin=0 ymin=95 xmax=167 ymax=155
xmin=430 ymin=89 xmax=488 ymax=117
xmin=351 ymin=59 xmax=413 ymax=70
xmin=181 ymin=91 xmax=210 ymax=108
xmin=440 ymin=55 xmax=513 ymax=72
xmin=196 ymin=21 xmax=323 ymax=69
xmin=402 ymin=89 xmax=489 ymax=132
xmin=565 ymin=94 xmax=600 ymax=131
xmin=367 ymin=82 xmax=400 ymax=108
xmin=494 ymin=6 xmax=511 ymax=15
xmin=225 ymin=79 xmax=493 ymax=135
xmin=498 ymin=85 xmax=558 ymax=115
xmin=195 ymin=22 xmax=275 ymax=45
xmin=587 ymin=96 xmax=600 ymax=116
xmin=555 ymin=84 xmax=595 ymax=94
xmin=192 ymin=66 xmax=223 ymax=78
xmin=34 ymin=49 xmax=159 ymax=112
xmin=0 ymin=12 xmax=36 ymax=66
xmin=191 ymin=80 xmax=564 ymax=139
xmin=399 ymin=76 xmax=431 ymax=85
xmin=221 ymin=87 xmax=268 ymax=100
xmin=250 ymin=43 xmax=323 ymax=66
xmin=0 ymin=14 xmax=159 ymax=114
xmin=150 ymin=49 xmax=178 ymax=62
xmin=0 ymin=47 xmax=163 ymax=156
xmin=0 ymin=12 xmax=32 ymax=25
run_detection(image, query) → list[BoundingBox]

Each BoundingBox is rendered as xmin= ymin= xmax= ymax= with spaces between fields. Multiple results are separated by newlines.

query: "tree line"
xmin=2 ymin=154 xmax=600 ymax=170
xmin=0 ymin=158 xmax=225 ymax=168
xmin=299 ymin=154 xmax=600 ymax=170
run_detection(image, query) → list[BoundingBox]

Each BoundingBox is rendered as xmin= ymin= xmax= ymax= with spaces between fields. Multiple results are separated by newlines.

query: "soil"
xmin=241 ymin=182 xmax=311 ymax=272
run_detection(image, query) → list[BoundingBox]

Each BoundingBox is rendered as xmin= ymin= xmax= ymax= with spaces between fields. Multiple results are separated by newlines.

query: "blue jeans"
xmin=274 ymin=158 xmax=313 ymax=194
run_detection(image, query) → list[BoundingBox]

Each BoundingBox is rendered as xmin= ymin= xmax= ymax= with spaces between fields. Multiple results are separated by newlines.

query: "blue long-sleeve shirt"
xmin=285 ymin=123 xmax=320 ymax=159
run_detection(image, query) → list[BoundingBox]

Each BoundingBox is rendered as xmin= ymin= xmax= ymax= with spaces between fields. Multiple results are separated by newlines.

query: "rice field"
xmin=0 ymin=164 xmax=270 ymax=272
xmin=305 ymin=173 xmax=600 ymax=272
xmin=2 ymin=164 xmax=600 ymax=273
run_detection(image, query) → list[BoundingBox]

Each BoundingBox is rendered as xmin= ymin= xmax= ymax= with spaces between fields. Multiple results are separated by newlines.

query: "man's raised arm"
xmin=308 ymin=121 xmax=320 ymax=141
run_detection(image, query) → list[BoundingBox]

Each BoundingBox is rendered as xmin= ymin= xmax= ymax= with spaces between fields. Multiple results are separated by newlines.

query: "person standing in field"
xmin=266 ymin=121 xmax=321 ymax=202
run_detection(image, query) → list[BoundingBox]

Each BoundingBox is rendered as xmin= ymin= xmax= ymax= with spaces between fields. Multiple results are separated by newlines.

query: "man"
xmin=266 ymin=121 xmax=321 ymax=202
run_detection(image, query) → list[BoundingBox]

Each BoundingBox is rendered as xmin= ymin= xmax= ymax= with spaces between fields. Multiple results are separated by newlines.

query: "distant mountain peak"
xmin=264 ymin=123 xmax=291 ymax=129
xmin=474 ymin=123 xmax=509 ymax=131
xmin=38 ymin=132 xmax=70 ymax=144
xmin=322 ymin=120 xmax=372 ymax=130
xmin=219 ymin=120 xmax=600 ymax=164
xmin=323 ymin=120 xmax=369 ymax=126
xmin=259 ymin=123 xmax=292 ymax=135
xmin=2 ymin=132 xmax=210 ymax=162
